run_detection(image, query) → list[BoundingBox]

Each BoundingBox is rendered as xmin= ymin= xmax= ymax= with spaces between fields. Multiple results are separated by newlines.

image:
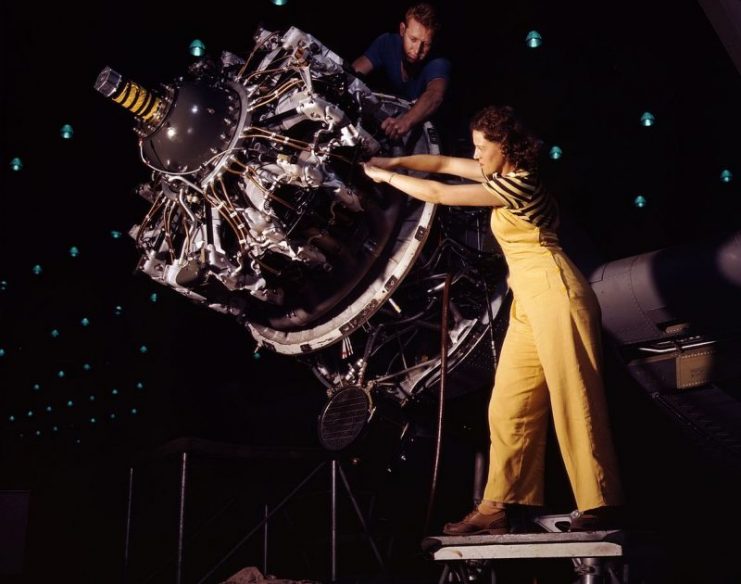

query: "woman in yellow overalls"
xmin=363 ymin=105 xmax=623 ymax=533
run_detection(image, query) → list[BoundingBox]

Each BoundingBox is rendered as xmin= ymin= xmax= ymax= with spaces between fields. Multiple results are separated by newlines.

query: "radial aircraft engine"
xmin=96 ymin=27 xmax=509 ymax=449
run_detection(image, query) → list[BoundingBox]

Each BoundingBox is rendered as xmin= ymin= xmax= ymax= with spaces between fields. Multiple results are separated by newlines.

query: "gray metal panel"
xmin=592 ymin=232 xmax=741 ymax=345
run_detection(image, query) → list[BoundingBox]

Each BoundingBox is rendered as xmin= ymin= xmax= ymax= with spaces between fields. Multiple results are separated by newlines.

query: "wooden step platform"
xmin=423 ymin=530 xmax=627 ymax=560
xmin=422 ymin=529 xmax=660 ymax=583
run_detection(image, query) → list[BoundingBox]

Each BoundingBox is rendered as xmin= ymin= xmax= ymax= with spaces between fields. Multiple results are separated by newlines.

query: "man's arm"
xmin=353 ymin=34 xmax=386 ymax=76
xmin=352 ymin=55 xmax=374 ymax=76
xmin=381 ymin=77 xmax=448 ymax=139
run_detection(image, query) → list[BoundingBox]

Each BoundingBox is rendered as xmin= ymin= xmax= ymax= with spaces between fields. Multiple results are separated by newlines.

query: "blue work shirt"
xmin=363 ymin=33 xmax=451 ymax=101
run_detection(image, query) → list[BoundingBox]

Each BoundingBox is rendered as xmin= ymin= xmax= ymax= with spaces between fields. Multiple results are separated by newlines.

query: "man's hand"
xmin=381 ymin=115 xmax=413 ymax=139
xmin=381 ymin=78 xmax=447 ymax=140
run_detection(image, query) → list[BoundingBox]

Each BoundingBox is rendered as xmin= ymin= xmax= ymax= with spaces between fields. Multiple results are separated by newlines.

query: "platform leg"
xmin=576 ymin=557 xmax=604 ymax=584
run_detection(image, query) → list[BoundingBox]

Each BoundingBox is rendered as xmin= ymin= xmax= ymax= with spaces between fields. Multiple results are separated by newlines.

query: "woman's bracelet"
xmin=388 ymin=173 xmax=397 ymax=186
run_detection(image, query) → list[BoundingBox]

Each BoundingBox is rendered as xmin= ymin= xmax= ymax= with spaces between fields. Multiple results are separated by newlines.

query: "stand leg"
xmin=331 ymin=459 xmax=338 ymax=583
xmin=177 ymin=452 xmax=188 ymax=584
xmin=262 ymin=503 xmax=269 ymax=576
xmin=123 ymin=466 xmax=134 ymax=583
xmin=196 ymin=462 xmax=327 ymax=584
xmin=337 ymin=462 xmax=386 ymax=573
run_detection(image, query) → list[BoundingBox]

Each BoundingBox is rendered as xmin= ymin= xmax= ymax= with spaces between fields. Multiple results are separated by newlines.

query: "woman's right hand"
xmin=367 ymin=156 xmax=396 ymax=170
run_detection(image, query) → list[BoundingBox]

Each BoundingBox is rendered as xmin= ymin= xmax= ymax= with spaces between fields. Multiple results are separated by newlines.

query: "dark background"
xmin=2 ymin=1 xmax=741 ymax=582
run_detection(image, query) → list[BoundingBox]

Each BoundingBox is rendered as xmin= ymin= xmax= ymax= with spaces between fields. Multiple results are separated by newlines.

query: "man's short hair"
xmin=405 ymin=3 xmax=441 ymax=34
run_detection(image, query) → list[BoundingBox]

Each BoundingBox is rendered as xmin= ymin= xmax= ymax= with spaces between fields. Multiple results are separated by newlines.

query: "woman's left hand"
xmin=363 ymin=163 xmax=387 ymax=183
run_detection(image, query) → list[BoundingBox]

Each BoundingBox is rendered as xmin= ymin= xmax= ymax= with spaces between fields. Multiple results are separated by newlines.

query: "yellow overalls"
xmin=483 ymin=182 xmax=623 ymax=511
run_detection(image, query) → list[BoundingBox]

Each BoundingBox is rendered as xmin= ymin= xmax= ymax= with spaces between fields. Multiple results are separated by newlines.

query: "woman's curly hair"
xmin=470 ymin=106 xmax=542 ymax=172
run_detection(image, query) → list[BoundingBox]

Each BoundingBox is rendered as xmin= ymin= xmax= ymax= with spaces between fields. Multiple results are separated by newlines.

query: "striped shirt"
xmin=482 ymin=171 xmax=558 ymax=230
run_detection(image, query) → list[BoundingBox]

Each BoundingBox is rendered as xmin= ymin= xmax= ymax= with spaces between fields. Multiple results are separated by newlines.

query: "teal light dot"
xmin=69 ymin=246 xmax=80 ymax=257
xmin=114 ymin=305 xmax=124 ymax=316
xmin=0 ymin=348 xmax=5 ymax=358
xmin=75 ymin=439 xmax=81 ymax=444
xmin=110 ymin=412 xmax=117 ymax=420
xmin=136 ymin=381 xmax=144 ymax=390
xmin=634 ymin=195 xmax=648 ymax=208
xmin=83 ymin=363 xmax=92 ymax=371
xmin=8 ymin=415 xmax=15 ymax=422
xmin=52 ymin=426 xmax=59 ymax=432
xmin=640 ymin=112 xmax=655 ymax=127
xmin=139 ymin=345 xmax=149 ymax=354
xmin=50 ymin=329 xmax=60 ymax=338
xmin=67 ymin=400 xmax=74 ymax=407
xmin=525 ymin=30 xmax=543 ymax=48
xmin=720 ymin=169 xmax=733 ymax=183
xmin=253 ymin=350 xmax=262 ymax=361
xmin=33 ymin=383 xmax=41 ymax=391
xmin=149 ymin=292 xmax=158 ymax=303
xmin=0 ymin=280 xmax=8 ymax=291
xmin=27 ymin=410 xmax=33 ymax=418
xmin=32 ymin=264 xmax=43 ymax=276
xmin=10 ymin=157 xmax=23 ymax=171
xmin=131 ymin=408 xmax=138 ymax=415
xmin=189 ymin=39 xmax=206 ymax=57
xmin=111 ymin=388 xmax=119 ymax=396
xmin=90 ymin=417 xmax=97 ymax=424
xmin=80 ymin=317 xmax=90 ymax=327
xmin=549 ymin=146 xmax=563 ymax=160
xmin=271 ymin=0 xmax=288 ymax=5
xmin=89 ymin=395 xmax=96 ymax=402
xmin=45 ymin=405 xmax=52 ymax=413
xmin=57 ymin=370 xmax=65 ymax=378
xmin=60 ymin=124 xmax=74 ymax=139
xmin=111 ymin=230 xmax=123 ymax=239
xmin=35 ymin=430 xmax=41 ymax=436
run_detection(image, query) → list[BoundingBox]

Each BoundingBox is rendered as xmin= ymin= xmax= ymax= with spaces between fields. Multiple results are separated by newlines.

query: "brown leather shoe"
xmin=568 ymin=506 xmax=624 ymax=532
xmin=443 ymin=508 xmax=509 ymax=535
